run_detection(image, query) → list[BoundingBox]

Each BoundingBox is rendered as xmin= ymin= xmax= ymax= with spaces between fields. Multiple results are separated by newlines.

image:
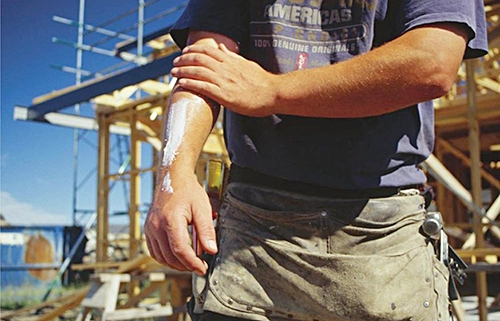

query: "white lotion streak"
xmin=160 ymin=97 xmax=202 ymax=193
xmin=161 ymin=172 xmax=174 ymax=194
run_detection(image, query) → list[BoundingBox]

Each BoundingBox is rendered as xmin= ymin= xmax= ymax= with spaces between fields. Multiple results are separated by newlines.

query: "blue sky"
xmin=1 ymin=0 xmax=184 ymax=226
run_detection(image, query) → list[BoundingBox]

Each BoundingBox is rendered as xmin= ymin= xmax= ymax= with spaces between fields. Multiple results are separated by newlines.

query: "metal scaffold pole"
xmin=72 ymin=0 xmax=86 ymax=226
xmin=138 ymin=0 xmax=145 ymax=66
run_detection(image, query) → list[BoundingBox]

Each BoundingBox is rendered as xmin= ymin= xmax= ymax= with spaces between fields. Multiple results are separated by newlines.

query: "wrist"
xmin=266 ymin=73 xmax=285 ymax=115
xmin=156 ymin=165 xmax=197 ymax=194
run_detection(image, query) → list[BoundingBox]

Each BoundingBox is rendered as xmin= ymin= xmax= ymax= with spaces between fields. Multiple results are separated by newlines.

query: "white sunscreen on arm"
xmin=160 ymin=97 xmax=202 ymax=193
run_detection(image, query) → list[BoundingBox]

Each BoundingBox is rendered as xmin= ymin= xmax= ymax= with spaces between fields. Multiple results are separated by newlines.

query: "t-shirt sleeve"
xmin=400 ymin=0 xmax=488 ymax=59
xmin=170 ymin=0 xmax=249 ymax=49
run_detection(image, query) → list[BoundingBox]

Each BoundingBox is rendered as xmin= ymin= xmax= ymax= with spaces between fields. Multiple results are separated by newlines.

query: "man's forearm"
xmin=145 ymin=31 xmax=239 ymax=274
xmin=146 ymin=86 xmax=221 ymax=275
xmin=271 ymin=23 xmax=469 ymax=118
xmin=155 ymin=30 xmax=238 ymax=195
xmin=154 ymin=87 xmax=219 ymax=195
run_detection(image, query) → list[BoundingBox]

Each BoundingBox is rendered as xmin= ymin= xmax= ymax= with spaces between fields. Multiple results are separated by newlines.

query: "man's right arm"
xmin=144 ymin=31 xmax=239 ymax=276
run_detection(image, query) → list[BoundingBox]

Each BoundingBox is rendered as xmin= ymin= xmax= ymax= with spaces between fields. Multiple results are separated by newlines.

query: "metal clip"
xmin=423 ymin=212 xmax=443 ymax=239
xmin=421 ymin=211 xmax=468 ymax=301
xmin=439 ymin=230 xmax=449 ymax=265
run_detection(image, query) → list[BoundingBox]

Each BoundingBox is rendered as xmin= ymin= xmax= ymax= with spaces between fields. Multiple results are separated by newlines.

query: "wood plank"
xmin=115 ymin=254 xmax=154 ymax=274
xmin=37 ymin=288 xmax=89 ymax=321
xmin=91 ymin=273 xmax=131 ymax=283
xmin=0 ymin=299 xmax=60 ymax=319
xmin=104 ymin=306 xmax=173 ymax=320
xmin=456 ymin=247 xmax=500 ymax=258
xmin=168 ymin=277 xmax=191 ymax=321
xmin=477 ymin=77 xmax=500 ymax=94
xmin=451 ymin=296 xmax=468 ymax=321
xmin=466 ymin=262 xmax=500 ymax=272
xmin=0 ymin=286 xmax=89 ymax=320
xmin=81 ymin=275 xmax=121 ymax=311
xmin=71 ymin=261 xmax=123 ymax=271
xmin=122 ymin=282 xmax=165 ymax=308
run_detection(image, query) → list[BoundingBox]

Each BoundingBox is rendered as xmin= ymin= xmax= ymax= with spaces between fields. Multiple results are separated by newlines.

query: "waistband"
xmin=228 ymin=164 xmax=426 ymax=200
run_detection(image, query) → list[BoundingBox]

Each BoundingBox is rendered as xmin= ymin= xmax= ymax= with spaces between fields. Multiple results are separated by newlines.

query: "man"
xmin=145 ymin=1 xmax=488 ymax=320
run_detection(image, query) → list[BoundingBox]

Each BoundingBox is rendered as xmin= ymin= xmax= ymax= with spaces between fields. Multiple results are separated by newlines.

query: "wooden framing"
xmin=91 ymin=80 xmax=227 ymax=266
xmin=431 ymin=4 xmax=500 ymax=319
xmin=467 ymin=59 xmax=489 ymax=320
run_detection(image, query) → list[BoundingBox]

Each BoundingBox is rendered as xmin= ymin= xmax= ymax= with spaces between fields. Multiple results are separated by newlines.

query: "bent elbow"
xmin=420 ymin=59 xmax=458 ymax=100
xmin=426 ymin=73 xmax=455 ymax=99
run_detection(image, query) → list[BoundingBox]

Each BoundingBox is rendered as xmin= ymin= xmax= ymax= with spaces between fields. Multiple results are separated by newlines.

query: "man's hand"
xmin=145 ymin=174 xmax=217 ymax=276
xmin=171 ymin=43 xmax=278 ymax=117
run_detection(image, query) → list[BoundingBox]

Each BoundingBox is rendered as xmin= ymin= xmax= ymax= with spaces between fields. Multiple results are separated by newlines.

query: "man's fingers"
xmin=176 ymin=78 xmax=223 ymax=105
xmin=154 ymin=237 xmax=186 ymax=271
xmin=171 ymin=66 xmax=217 ymax=83
xmin=218 ymin=43 xmax=243 ymax=59
xmin=183 ymin=44 xmax=227 ymax=62
xmin=174 ymin=52 xmax=221 ymax=69
xmin=166 ymin=220 xmax=208 ymax=275
xmin=146 ymin=231 xmax=186 ymax=271
xmin=146 ymin=236 xmax=161 ymax=262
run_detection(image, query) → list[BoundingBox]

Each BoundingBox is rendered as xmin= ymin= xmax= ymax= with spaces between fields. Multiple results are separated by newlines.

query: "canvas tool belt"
xmin=190 ymin=183 xmax=452 ymax=321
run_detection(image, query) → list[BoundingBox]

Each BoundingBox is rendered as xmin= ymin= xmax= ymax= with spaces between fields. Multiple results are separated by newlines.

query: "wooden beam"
xmin=71 ymin=261 xmax=123 ymax=271
xmin=435 ymin=93 xmax=500 ymax=124
xmin=436 ymin=137 xmax=500 ymax=189
xmin=168 ymin=277 xmax=191 ymax=321
xmin=122 ymin=282 xmax=165 ymax=308
xmin=129 ymin=113 xmax=142 ymax=260
xmin=423 ymin=154 xmax=484 ymax=218
xmin=466 ymin=59 xmax=489 ymax=321
xmin=462 ymin=195 xmax=500 ymax=249
xmin=129 ymin=112 xmax=142 ymax=297
xmin=456 ymin=247 xmax=500 ymax=259
xmin=0 ymin=286 xmax=88 ymax=319
xmin=115 ymin=254 xmax=154 ymax=274
xmin=476 ymin=77 xmax=500 ymax=94
xmin=104 ymin=306 xmax=173 ymax=320
xmin=97 ymin=112 xmax=110 ymax=263
xmin=438 ymin=132 xmax=500 ymax=152
xmin=37 ymin=287 xmax=90 ymax=321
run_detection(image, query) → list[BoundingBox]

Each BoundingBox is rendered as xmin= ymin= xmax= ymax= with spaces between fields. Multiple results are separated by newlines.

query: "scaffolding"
xmin=15 ymin=0 xmax=191 ymax=255
xmin=12 ymin=1 xmax=500 ymax=320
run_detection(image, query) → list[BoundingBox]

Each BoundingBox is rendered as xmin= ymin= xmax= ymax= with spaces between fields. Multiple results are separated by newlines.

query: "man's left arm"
xmin=171 ymin=23 xmax=469 ymax=118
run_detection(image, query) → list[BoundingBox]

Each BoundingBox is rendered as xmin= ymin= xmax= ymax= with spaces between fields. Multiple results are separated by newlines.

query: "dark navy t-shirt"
xmin=171 ymin=0 xmax=488 ymax=190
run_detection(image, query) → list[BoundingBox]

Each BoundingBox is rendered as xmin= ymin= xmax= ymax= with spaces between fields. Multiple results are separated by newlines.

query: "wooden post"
xmin=129 ymin=111 xmax=142 ymax=297
xmin=466 ymin=59 xmax=488 ymax=321
xmin=97 ymin=112 xmax=110 ymax=263
xmin=129 ymin=111 xmax=142 ymax=260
